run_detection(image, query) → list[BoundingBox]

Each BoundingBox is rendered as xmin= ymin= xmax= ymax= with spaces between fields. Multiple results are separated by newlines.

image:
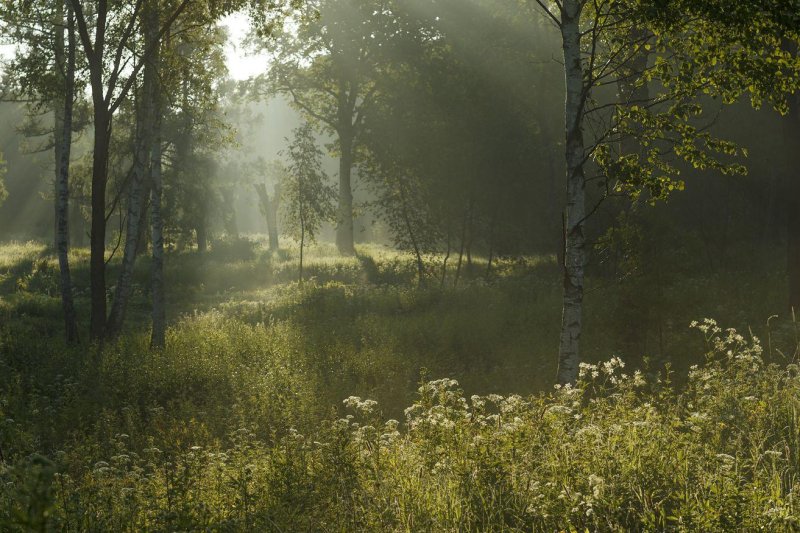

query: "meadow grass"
xmin=1 ymin=238 xmax=799 ymax=530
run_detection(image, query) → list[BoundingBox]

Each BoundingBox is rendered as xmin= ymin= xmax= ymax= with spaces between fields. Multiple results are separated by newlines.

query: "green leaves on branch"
xmin=280 ymin=123 xmax=336 ymax=245
xmin=581 ymin=0 xmax=800 ymax=204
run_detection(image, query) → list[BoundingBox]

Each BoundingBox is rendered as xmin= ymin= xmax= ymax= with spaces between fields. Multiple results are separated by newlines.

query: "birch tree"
xmin=106 ymin=0 xmax=163 ymax=339
xmin=1 ymin=0 xmax=84 ymax=342
xmin=531 ymin=0 xmax=800 ymax=383
xmin=0 ymin=151 xmax=5 ymax=205
xmin=68 ymin=0 xmax=192 ymax=341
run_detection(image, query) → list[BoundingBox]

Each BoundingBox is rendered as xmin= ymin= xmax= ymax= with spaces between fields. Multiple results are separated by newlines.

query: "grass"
xmin=0 ymin=237 xmax=799 ymax=530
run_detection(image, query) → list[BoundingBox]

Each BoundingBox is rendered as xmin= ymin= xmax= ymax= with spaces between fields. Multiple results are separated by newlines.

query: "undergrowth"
xmin=0 ymin=240 xmax=798 ymax=530
xmin=2 ymin=320 xmax=800 ymax=530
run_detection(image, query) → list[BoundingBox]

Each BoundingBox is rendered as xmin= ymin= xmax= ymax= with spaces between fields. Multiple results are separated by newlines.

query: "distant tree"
xmin=358 ymin=0 xmax=553 ymax=287
xmin=280 ymin=124 xmax=335 ymax=283
xmin=251 ymin=0 xmax=390 ymax=256
xmin=252 ymin=159 xmax=285 ymax=252
xmin=162 ymin=74 xmax=234 ymax=252
xmin=0 ymin=150 xmax=6 ymax=205
xmin=368 ymin=163 xmax=439 ymax=288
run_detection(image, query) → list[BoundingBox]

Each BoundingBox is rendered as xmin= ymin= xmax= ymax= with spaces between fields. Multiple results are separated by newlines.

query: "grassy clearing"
xmin=0 ymin=238 xmax=798 ymax=530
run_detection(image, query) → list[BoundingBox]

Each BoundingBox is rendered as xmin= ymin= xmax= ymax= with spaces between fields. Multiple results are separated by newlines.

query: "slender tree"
xmin=531 ymin=0 xmax=799 ymax=383
xmin=68 ymin=0 xmax=191 ymax=341
xmin=280 ymin=123 xmax=335 ymax=283
xmin=784 ymin=42 xmax=800 ymax=311
xmin=1 ymin=0 xmax=84 ymax=342
xmin=55 ymin=0 xmax=80 ymax=342
xmin=106 ymin=0 xmax=162 ymax=339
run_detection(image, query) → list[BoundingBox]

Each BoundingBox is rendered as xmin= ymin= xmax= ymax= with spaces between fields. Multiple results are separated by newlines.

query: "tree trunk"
xmin=106 ymin=1 xmax=158 ymax=339
xmin=465 ymin=198 xmax=475 ymax=276
xmin=254 ymin=183 xmax=279 ymax=251
xmin=73 ymin=0 xmax=112 ymax=342
xmin=70 ymin=198 xmax=84 ymax=247
xmin=336 ymin=132 xmax=356 ymax=255
xmin=299 ymin=221 xmax=305 ymax=284
xmin=151 ymin=124 xmax=165 ymax=348
xmin=55 ymin=0 xmax=79 ymax=343
xmin=89 ymin=106 xmax=110 ymax=342
xmin=399 ymin=184 xmax=425 ymax=288
xmin=220 ymin=186 xmax=239 ymax=239
xmin=149 ymin=0 xmax=166 ymax=349
xmin=786 ymin=81 xmax=800 ymax=310
xmin=557 ymin=0 xmax=587 ymax=385
xmin=54 ymin=3 xmax=65 ymax=251
xmin=440 ymin=228 xmax=451 ymax=288
xmin=267 ymin=186 xmax=279 ymax=251
xmin=485 ymin=210 xmax=497 ymax=281
xmin=298 ymin=181 xmax=306 ymax=285
xmin=196 ymin=222 xmax=208 ymax=252
xmin=136 ymin=186 xmax=151 ymax=257
xmin=453 ymin=206 xmax=468 ymax=289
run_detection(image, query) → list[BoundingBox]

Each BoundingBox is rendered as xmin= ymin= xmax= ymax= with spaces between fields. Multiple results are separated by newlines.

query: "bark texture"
xmin=254 ymin=183 xmax=280 ymax=251
xmin=336 ymin=131 xmax=356 ymax=255
xmin=557 ymin=0 xmax=587 ymax=385
xmin=106 ymin=23 xmax=157 ymax=338
xmin=55 ymin=0 xmax=79 ymax=343
xmin=88 ymin=107 xmax=110 ymax=341
xmin=149 ymin=1 xmax=166 ymax=349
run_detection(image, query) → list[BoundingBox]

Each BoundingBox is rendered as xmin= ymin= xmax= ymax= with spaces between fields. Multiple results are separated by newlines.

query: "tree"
xmin=68 ymin=0 xmax=192 ymax=341
xmin=0 ymin=150 xmax=6 ymax=205
xmin=252 ymin=0 xmax=388 ymax=256
xmin=160 ymin=48 xmax=233 ymax=252
xmin=1 ymin=0 xmax=85 ymax=342
xmin=55 ymin=1 xmax=80 ymax=343
xmin=105 ymin=0 xmax=163 ymax=340
xmin=357 ymin=0 xmax=555 ymax=287
xmin=252 ymin=159 xmax=284 ymax=252
xmin=783 ymin=43 xmax=800 ymax=311
xmin=531 ymin=0 xmax=800 ymax=383
xmin=280 ymin=123 xmax=335 ymax=282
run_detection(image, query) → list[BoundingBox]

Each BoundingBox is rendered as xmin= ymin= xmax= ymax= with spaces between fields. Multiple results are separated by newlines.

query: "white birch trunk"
xmin=557 ymin=0 xmax=587 ymax=385
xmin=148 ymin=0 xmax=166 ymax=349
xmin=150 ymin=124 xmax=165 ymax=348
xmin=106 ymin=51 xmax=156 ymax=338
xmin=55 ymin=0 xmax=79 ymax=343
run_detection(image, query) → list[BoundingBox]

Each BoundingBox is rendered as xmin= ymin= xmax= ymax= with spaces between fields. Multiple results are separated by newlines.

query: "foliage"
xmin=250 ymin=0 xmax=382 ymax=142
xmin=160 ymin=20 xmax=237 ymax=248
xmin=2 ymin=306 xmax=800 ymax=529
xmin=280 ymin=124 xmax=336 ymax=248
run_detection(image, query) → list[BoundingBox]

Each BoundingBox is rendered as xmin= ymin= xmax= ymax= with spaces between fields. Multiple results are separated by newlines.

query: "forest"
xmin=1 ymin=0 xmax=800 ymax=530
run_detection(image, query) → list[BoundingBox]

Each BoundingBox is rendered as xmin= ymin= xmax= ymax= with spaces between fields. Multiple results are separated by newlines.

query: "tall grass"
xmin=2 ymin=320 xmax=800 ymax=530
xmin=0 ymin=239 xmax=798 ymax=530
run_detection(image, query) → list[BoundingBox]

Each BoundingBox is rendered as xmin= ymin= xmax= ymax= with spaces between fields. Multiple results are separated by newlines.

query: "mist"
xmin=1 ymin=0 xmax=799 ymax=529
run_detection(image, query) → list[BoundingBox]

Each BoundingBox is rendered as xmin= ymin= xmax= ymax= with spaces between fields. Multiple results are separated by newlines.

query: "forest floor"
xmin=1 ymin=238 xmax=799 ymax=530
